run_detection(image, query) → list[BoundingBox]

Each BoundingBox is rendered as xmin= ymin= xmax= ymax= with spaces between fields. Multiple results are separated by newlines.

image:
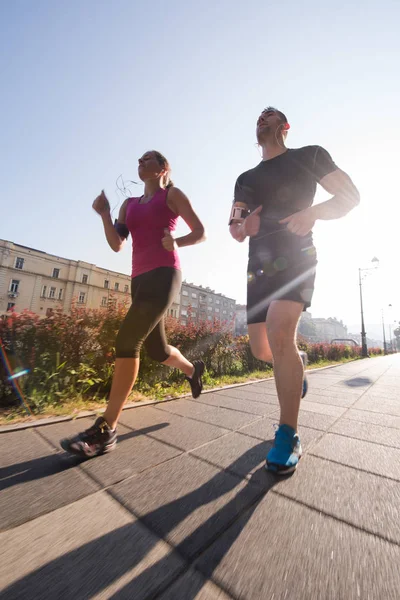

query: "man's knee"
xmin=267 ymin=327 xmax=296 ymax=357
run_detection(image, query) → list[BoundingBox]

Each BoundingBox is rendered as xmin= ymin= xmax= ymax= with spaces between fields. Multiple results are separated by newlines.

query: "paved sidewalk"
xmin=1 ymin=355 xmax=400 ymax=599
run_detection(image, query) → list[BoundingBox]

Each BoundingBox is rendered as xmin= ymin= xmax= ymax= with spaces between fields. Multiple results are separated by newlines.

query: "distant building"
xmin=235 ymin=304 xmax=247 ymax=336
xmin=176 ymin=280 xmax=236 ymax=331
xmin=312 ymin=317 xmax=348 ymax=343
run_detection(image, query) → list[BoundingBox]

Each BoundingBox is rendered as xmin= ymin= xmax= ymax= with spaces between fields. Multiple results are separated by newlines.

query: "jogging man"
xmin=229 ymin=107 xmax=359 ymax=474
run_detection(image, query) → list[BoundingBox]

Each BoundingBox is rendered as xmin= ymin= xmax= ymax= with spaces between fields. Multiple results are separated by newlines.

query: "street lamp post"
xmin=359 ymin=257 xmax=379 ymax=358
xmin=359 ymin=268 xmax=368 ymax=358
xmin=382 ymin=309 xmax=387 ymax=355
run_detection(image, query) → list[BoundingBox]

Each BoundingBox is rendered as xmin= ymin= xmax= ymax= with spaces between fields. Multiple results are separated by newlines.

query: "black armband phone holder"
xmin=114 ymin=220 xmax=130 ymax=240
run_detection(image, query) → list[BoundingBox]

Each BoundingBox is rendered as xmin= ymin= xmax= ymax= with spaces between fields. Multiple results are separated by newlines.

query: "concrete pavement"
xmin=1 ymin=355 xmax=400 ymax=599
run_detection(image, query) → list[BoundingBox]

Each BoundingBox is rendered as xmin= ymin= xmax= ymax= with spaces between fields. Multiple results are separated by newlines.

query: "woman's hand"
xmin=162 ymin=229 xmax=177 ymax=252
xmin=92 ymin=190 xmax=111 ymax=216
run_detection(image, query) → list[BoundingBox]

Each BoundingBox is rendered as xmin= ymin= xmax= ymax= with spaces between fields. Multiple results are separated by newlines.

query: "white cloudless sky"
xmin=1 ymin=0 xmax=399 ymax=332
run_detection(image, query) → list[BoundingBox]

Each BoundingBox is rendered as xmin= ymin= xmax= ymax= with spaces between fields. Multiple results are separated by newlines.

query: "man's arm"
xmin=311 ymin=168 xmax=360 ymax=220
xmin=229 ymin=202 xmax=250 ymax=242
xmin=280 ymin=164 xmax=360 ymax=237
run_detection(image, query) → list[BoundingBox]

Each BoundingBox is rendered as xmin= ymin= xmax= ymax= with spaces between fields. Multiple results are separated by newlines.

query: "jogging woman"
xmin=61 ymin=150 xmax=206 ymax=457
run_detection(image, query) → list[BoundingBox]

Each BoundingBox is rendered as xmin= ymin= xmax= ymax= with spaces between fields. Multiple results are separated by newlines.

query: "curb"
xmin=0 ymin=358 xmax=362 ymax=433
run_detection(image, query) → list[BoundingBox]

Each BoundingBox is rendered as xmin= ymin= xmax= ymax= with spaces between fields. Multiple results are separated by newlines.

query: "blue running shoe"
xmin=266 ymin=424 xmax=302 ymax=475
xmin=300 ymin=351 xmax=308 ymax=399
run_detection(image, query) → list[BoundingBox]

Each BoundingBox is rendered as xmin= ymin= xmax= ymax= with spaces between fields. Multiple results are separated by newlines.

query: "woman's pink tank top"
xmin=125 ymin=188 xmax=181 ymax=278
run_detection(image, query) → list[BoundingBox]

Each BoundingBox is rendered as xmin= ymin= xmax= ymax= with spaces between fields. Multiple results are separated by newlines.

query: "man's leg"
xmin=266 ymin=300 xmax=304 ymax=431
xmin=248 ymin=300 xmax=305 ymax=474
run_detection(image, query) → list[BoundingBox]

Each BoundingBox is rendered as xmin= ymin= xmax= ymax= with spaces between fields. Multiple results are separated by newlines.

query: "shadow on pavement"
xmin=0 ymin=423 xmax=169 ymax=492
xmin=2 ymin=440 xmax=283 ymax=599
xmin=344 ymin=377 xmax=373 ymax=387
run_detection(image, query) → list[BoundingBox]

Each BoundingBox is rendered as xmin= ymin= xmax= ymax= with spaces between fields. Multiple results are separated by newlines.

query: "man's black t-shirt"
xmin=234 ymin=145 xmax=337 ymax=265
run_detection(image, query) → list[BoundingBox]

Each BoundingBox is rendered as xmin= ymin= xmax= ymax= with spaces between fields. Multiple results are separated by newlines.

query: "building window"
xmin=41 ymin=285 xmax=47 ymax=298
xmin=208 ymin=306 xmax=212 ymax=312
xmin=52 ymin=268 xmax=60 ymax=279
xmin=216 ymin=299 xmax=220 ymax=305
xmin=114 ymin=282 xmax=119 ymax=291
xmin=181 ymin=309 xmax=188 ymax=316
xmin=208 ymin=316 xmax=212 ymax=321
xmin=215 ymin=308 xmax=220 ymax=313
xmin=104 ymin=280 xmax=109 ymax=289
xmin=9 ymin=279 xmax=20 ymax=293
xmin=124 ymin=285 xmax=129 ymax=293
xmin=58 ymin=289 xmax=63 ymax=300
xmin=49 ymin=287 xmax=56 ymax=299
xmin=82 ymin=274 xmax=88 ymax=284
xmin=101 ymin=297 xmax=107 ymax=307
xmin=7 ymin=302 xmax=15 ymax=312
xmin=15 ymin=257 xmax=24 ymax=270
xmin=191 ymin=293 xmax=197 ymax=298
xmin=208 ymin=297 xmax=213 ymax=303
xmin=182 ymin=290 xmax=189 ymax=296
xmin=78 ymin=292 xmax=86 ymax=304
xmin=223 ymin=310 xmax=227 ymax=314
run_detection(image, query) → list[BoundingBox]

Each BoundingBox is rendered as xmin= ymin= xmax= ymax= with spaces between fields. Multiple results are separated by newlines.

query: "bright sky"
xmin=1 ymin=0 xmax=399 ymax=333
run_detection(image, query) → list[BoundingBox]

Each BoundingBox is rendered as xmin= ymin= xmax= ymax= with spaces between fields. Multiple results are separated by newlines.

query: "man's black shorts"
xmin=246 ymin=253 xmax=317 ymax=325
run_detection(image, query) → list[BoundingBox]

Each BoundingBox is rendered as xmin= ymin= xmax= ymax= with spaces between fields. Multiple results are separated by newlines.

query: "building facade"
xmin=0 ymin=239 xmax=132 ymax=317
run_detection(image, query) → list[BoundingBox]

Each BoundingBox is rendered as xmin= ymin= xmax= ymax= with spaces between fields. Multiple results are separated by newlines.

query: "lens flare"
xmin=0 ymin=337 xmax=34 ymax=417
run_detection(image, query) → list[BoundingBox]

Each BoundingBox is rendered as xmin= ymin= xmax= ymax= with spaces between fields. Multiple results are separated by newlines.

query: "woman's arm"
xmin=166 ymin=187 xmax=206 ymax=247
xmin=93 ymin=191 xmax=128 ymax=253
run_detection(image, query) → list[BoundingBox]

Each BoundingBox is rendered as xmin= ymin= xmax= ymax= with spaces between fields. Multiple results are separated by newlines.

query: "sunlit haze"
xmin=1 ymin=0 xmax=399 ymax=335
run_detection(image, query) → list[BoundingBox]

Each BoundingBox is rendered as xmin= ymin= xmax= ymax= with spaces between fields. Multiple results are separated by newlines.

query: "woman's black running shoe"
xmin=60 ymin=416 xmax=117 ymax=458
xmin=186 ymin=360 xmax=205 ymax=399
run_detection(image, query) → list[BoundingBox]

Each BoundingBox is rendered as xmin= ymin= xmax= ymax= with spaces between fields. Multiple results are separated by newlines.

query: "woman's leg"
xmin=144 ymin=318 xmax=194 ymax=377
xmin=102 ymin=358 xmax=140 ymax=430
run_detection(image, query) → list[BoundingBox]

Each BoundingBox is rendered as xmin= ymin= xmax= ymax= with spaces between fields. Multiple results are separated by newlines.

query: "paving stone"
xmin=275 ymin=454 xmax=400 ymax=544
xmin=298 ymin=400 xmax=346 ymax=417
xmin=300 ymin=392 xmax=357 ymax=408
xmin=159 ymin=569 xmax=233 ymax=599
xmin=311 ymin=433 xmax=400 ymax=480
xmin=190 ymin=432 xmax=274 ymax=484
xmin=308 ymin=387 xmax=364 ymax=400
xmin=330 ymin=418 xmax=400 ymax=449
xmin=237 ymin=418 xmax=323 ymax=453
xmin=155 ymin=398 xmax=262 ymax=431
xmin=0 ymin=429 xmax=99 ymax=530
xmin=120 ymin=405 xmax=229 ymax=451
xmin=195 ymin=492 xmax=400 ymax=600
xmin=111 ymin=453 xmax=263 ymax=560
xmin=296 ymin=409 xmax=339 ymax=431
xmin=38 ymin=415 xmax=182 ymax=487
xmin=196 ymin=393 xmax=277 ymax=415
xmin=0 ymin=492 xmax=185 ymax=600
xmin=354 ymin=396 xmax=400 ymax=416
xmin=345 ymin=408 xmax=400 ymax=430
xmin=216 ymin=388 xmax=278 ymax=404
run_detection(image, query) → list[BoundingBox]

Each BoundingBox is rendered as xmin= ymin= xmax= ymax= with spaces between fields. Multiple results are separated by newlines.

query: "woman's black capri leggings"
xmin=115 ymin=267 xmax=182 ymax=361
